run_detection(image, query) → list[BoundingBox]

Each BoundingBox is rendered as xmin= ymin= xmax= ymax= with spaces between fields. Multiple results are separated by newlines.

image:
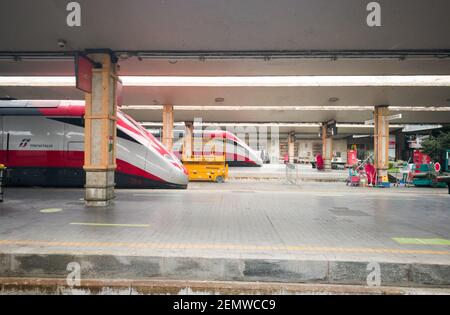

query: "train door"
xmin=4 ymin=116 xmax=65 ymax=186
xmin=63 ymin=118 xmax=85 ymax=186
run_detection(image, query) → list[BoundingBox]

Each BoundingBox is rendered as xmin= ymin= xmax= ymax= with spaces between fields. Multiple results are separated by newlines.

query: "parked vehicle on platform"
xmin=156 ymin=129 xmax=264 ymax=167
xmin=0 ymin=100 xmax=188 ymax=189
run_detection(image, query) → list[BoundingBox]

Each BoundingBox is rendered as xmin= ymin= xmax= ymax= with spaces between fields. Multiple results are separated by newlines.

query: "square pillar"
xmin=269 ymin=126 xmax=280 ymax=164
xmin=322 ymin=124 xmax=333 ymax=170
xmin=83 ymin=53 xmax=118 ymax=207
xmin=288 ymin=132 xmax=295 ymax=163
xmin=183 ymin=121 xmax=194 ymax=160
xmin=374 ymin=105 xmax=390 ymax=182
xmin=162 ymin=104 xmax=174 ymax=150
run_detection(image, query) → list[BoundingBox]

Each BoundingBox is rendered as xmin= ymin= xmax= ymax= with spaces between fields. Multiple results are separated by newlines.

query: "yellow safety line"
xmin=0 ymin=240 xmax=448 ymax=256
xmin=69 ymin=223 xmax=150 ymax=228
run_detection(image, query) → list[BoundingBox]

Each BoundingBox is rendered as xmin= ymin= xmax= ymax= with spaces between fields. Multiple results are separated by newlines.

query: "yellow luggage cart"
xmin=183 ymin=156 xmax=228 ymax=183
xmin=182 ymin=135 xmax=228 ymax=183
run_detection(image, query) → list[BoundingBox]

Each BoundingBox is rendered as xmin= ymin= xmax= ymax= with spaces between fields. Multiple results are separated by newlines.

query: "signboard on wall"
xmin=75 ymin=54 xmax=93 ymax=93
xmin=319 ymin=121 xmax=338 ymax=138
xmin=325 ymin=120 xmax=338 ymax=137
xmin=389 ymin=135 xmax=396 ymax=159
xmin=327 ymin=123 xmax=338 ymax=137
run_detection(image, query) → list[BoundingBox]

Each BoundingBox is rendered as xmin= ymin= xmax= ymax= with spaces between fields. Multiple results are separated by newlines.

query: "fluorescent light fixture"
xmin=365 ymin=113 xmax=403 ymax=125
xmin=203 ymin=122 xmax=322 ymax=128
xmin=2 ymin=75 xmax=450 ymax=87
xmin=140 ymin=122 xmax=322 ymax=128
xmin=139 ymin=122 xmax=410 ymax=129
xmin=2 ymin=101 xmax=449 ymax=114
xmin=402 ymin=124 xmax=443 ymax=132
xmin=121 ymin=105 xmax=450 ymax=111
xmin=337 ymin=123 xmax=404 ymax=128
xmin=122 ymin=105 xmax=378 ymax=111
xmin=121 ymin=105 xmax=164 ymax=110
xmin=387 ymin=114 xmax=403 ymax=121
xmin=122 ymin=105 xmax=377 ymax=111
xmin=2 ymin=102 xmax=449 ymax=112
xmin=0 ymin=77 xmax=75 ymax=86
xmin=121 ymin=76 xmax=450 ymax=87
xmin=389 ymin=106 xmax=450 ymax=112
xmin=140 ymin=122 xmax=185 ymax=127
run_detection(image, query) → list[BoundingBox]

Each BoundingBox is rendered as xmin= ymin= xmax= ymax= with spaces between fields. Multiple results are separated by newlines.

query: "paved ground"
xmin=0 ymin=182 xmax=448 ymax=261
xmin=0 ymin=181 xmax=449 ymax=287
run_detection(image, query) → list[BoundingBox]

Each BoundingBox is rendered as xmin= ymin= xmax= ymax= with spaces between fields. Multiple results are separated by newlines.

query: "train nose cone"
xmin=169 ymin=167 xmax=189 ymax=188
xmin=256 ymin=157 xmax=263 ymax=166
xmin=250 ymin=152 xmax=263 ymax=166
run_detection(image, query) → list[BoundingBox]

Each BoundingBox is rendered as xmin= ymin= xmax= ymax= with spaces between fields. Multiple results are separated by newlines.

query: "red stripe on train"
xmin=0 ymin=150 xmax=82 ymax=168
xmin=116 ymin=158 xmax=164 ymax=182
xmin=37 ymin=104 xmax=172 ymax=160
xmin=0 ymin=150 xmax=164 ymax=182
xmin=117 ymin=114 xmax=171 ymax=157
xmin=38 ymin=104 xmax=85 ymax=117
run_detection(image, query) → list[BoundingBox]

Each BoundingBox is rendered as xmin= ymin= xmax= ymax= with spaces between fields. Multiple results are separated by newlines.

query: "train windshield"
xmin=117 ymin=110 xmax=184 ymax=166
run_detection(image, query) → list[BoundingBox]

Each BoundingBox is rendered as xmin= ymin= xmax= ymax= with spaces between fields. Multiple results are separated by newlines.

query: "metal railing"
xmin=285 ymin=163 xmax=299 ymax=185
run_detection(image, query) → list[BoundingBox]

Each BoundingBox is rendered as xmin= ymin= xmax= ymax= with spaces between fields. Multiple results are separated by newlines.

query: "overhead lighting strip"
xmin=121 ymin=105 xmax=450 ymax=111
xmin=2 ymin=75 xmax=450 ymax=87
xmin=139 ymin=122 xmax=411 ymax=128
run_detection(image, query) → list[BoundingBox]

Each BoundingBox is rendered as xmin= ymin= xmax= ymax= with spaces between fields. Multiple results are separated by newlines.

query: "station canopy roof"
xmin=1 ymin=0 xmax=450 ymax=52
xmin=1 ymin=0 xmax=450 ymax=129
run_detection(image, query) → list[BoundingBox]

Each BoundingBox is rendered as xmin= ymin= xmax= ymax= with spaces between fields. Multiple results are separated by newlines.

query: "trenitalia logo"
xmin=19 ymin=138 xmax=31 ymax=148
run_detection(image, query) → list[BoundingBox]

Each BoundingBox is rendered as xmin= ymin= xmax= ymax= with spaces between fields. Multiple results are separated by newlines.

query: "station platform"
xmin=0 ymin=182 xmax=449 ymax=291
xmin=228 ymin=164 xmax=347 ymax=181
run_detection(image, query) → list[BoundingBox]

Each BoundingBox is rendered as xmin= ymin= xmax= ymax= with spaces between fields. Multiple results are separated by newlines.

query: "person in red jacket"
xmin=316 ymin=154 xmax=324 ymax=171
xmin=365 ymin=163 xmax=376 ymax=186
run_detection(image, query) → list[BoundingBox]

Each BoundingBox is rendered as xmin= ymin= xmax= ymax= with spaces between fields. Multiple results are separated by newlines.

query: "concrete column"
xmin=162 ymin=104 xmax=174 ymax=150
xmin=288 ymin=132 xmax=295 ymax=163
xmin=183 ymin=121 xmax=194 ymax=160
xmin=83 ymin=53 xmax=118 ymax=207
xmin=269 ymin=126 xmax=280 ymax=164
xmin=374 ymin=105 xmax=390 ymax=182
xmin=322 ymin=124 xmax=333 ymax=170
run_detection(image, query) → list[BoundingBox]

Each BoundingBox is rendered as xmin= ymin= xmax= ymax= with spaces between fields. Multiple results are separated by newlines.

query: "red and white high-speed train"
xmin=0 ymin=100 xmax=188 ymax=189
xmin=167 ymin=130 xmax=263 ymax=167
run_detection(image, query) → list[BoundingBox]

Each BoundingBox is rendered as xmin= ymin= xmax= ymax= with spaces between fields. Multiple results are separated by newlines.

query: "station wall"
xmin=266 ymin=137 xmax=348 ymax=164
